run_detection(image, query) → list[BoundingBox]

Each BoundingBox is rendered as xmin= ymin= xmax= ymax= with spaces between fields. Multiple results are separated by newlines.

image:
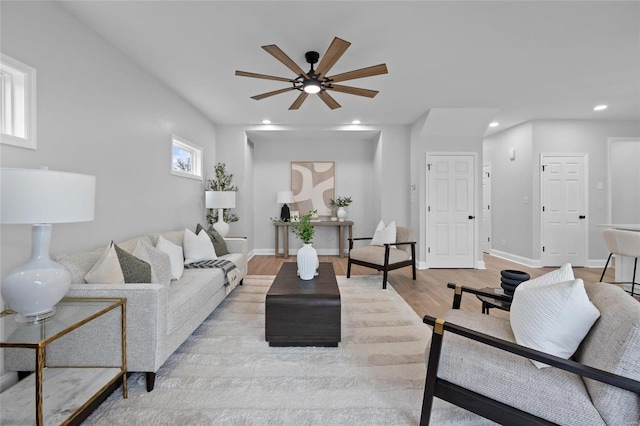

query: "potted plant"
xmin=290 ymin=210 xmax=318 ymax=280
xmin=206 ymin=163 xmax=239 ymax=226
xmin=330 ymin=196 xmax=352 ymax=222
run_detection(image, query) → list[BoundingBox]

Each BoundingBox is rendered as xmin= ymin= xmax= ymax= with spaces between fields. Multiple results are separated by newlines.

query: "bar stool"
xmin=600 ymin=229 xmax=640 ymax=296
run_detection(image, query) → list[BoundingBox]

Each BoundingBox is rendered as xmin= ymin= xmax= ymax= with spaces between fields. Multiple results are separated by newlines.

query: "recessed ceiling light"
xmin=351 ymin=120 xmax=361 ymax=125
xmin=489 ymin=122 xmax=499 ymax=128
xmin=593 ymin=105 xmax=608 ymax=111
xmin=262 ymin=119 xmax=271 ymax=124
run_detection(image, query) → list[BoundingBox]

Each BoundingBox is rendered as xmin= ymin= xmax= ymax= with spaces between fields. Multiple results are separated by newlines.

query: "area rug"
xmin=85 ymin=275 xmax=491 ymax=425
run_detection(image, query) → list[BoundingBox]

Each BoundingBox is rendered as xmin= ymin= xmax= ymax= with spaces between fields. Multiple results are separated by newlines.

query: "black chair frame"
xmin=420 ymin=283 xmax=640 ymax=425
xmin=346 ymin=237 xmax=416 ymax=289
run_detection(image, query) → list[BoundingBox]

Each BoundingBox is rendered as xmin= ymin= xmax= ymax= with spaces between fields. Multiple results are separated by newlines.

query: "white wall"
xmin=483 ymin=122 xmax=534 ymax=259
xmin=484 ymin=119 xmax=640 ymax=265
xmin=0 ymin=0 xmax=218 ymax=387
xmin=610 ymin=138 xmax=640 ymax=223
xmin=213 ymin=126 xmax=411 ymax=256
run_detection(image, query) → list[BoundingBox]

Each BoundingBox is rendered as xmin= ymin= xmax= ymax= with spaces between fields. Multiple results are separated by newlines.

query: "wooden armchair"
xmin=420 ymin=283 xmax=640 ymax=425
xmin=347 ymin=226 xmax=416 ymax=289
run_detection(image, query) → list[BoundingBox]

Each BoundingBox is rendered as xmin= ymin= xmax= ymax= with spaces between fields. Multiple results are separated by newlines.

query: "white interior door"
xmin=482 ymin=164 xmax=491 ymax=254
xmin=541 ymin=155 xmax=587 ymax=267
xmin=427 ymin=155 xmax=475 ymax=268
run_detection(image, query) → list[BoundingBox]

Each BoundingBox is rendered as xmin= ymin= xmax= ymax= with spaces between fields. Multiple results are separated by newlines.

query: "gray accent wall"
xmin=484 ymin=119 xmax=640 ymax=264
xmin=0 ymin=2 xmax=217 ymax=281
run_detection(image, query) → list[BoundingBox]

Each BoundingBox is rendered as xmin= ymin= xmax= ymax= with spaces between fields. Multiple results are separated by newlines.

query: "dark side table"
xmin=476 ymin=287 xmax=513 ymax=314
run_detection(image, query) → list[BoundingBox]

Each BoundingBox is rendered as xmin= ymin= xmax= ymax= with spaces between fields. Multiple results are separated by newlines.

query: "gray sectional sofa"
xmin=5 ymin=229 xmax=247 ymax=391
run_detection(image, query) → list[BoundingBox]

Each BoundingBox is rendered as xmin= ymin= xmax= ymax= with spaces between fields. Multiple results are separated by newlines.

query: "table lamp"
xmin=1 ymin=168 xmax=96 ymax=322
xmin=276 ymin=190 xmax=294 ymax=221
xmin=206 ymin=190 xmax=236 ymax=237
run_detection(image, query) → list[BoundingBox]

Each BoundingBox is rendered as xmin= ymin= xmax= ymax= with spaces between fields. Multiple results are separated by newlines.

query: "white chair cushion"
xmin=371 ymin=220 xmax=396 ymax=246
xmin=511 ymin=277 xmax=600 ymax=368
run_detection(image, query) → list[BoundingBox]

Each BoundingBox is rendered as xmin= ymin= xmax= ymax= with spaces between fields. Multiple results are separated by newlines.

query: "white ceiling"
xmin=59 ymin=1 xmax=640 ymax=136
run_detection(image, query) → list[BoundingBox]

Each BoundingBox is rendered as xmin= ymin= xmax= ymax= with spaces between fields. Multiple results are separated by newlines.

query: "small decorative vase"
xmin=337 ymin=207 xmax=347 ymax=222
xmin=297 ymin=243 xmax=318 ymax=280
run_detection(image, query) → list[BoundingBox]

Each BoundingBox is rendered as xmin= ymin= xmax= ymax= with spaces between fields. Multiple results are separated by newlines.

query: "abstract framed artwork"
xmin=290 ymin=161 xmax=335 ymax=217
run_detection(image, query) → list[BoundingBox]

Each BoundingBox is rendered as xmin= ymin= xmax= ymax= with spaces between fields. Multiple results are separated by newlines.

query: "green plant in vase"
xmin=330 ymin=196 xmax=352 ymax=222
xmin=290 ymin=210 xmax=316 ymax=244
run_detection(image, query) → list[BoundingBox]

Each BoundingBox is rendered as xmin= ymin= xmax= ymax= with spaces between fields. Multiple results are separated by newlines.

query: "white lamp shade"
xmin=276 ymin=190 xmax=294 ymax=204
xmin=206 ymin=191 xmax=236 ymax=209
xmin=1 ymin=168 xmax=96 ymax=224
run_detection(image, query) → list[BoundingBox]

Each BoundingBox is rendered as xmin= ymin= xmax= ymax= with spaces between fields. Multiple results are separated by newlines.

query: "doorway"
xmin=426 ymin=154 xmax=476 ymax=268
xmin=540 ymin=154 xmax=588 ymax=267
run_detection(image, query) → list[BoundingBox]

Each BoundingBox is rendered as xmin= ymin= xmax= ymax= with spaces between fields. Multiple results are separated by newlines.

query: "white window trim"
xmin=0 ymin=53 xmax=37 ymax=150
xmin=170 ymin=134 xmax=203 ymax=180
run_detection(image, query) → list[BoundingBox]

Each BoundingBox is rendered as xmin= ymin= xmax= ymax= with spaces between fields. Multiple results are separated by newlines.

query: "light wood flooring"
xmin=248 ymin=253 xmax=625 ymax=319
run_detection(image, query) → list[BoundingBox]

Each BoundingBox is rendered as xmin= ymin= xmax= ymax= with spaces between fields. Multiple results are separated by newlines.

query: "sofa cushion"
xmin=156 ymin=236 xmax=184 ymax=280
xmin=116 ymin=235 xmax=154 ymax=254
xmin=183 ymin=228 xmax=217 ymax=264
xmin=132 ymin=240 xmax=171 ymax=286
xmin=196 ymin=223 xmax=230 ymax=256
xmin=167 ymin=269 xmax=225 ymax=333
xmin=575 ymin=282 xmax=640 ymax=425
xmin=84 ymin=242 xmax=125 ymax=284
xmin=350 ymin=245 xmax=409 ymax=265
xmin=149 ymin=230 xmax=184 ymax=248
xmin=439 ymin=310 xmax=605 ymax=425
xmin=511 ymin=278 xmax=600 ymax=368
xmin=58 ymin=248 xmax=103 ymax=284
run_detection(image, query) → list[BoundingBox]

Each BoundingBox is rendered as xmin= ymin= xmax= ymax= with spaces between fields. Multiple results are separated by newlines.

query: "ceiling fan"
xmin=235 ymin=37 xmax=388 ymax=110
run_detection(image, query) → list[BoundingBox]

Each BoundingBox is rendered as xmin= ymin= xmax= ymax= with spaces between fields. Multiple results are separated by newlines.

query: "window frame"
xmin=0 ymin=53 xmax=37 ymax=150
xmin=170 ymin=134 xmax=203 ymax=180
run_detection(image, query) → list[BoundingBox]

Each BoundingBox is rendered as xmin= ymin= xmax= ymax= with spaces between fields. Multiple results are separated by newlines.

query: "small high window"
xmin=1 ymin=53 xmax=36 ymax=149
xmin=171 ymin=134 xmax=202 ymax=180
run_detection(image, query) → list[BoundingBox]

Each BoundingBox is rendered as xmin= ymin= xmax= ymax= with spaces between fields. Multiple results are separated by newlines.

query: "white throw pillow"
xmin=370 ymin=220 xmax=396 ymax=246
xmin=156 ymin=236 xmax=184 ymax=280
xmin=84 ymin=242 xmax=125 ymax=284
xmin=519 ymin=262 xmax=574 ymax=288
xmin=510 ymin=277 xmax=600 ymax=368
xmin=183 ymin=229 xmax=217 ymax=264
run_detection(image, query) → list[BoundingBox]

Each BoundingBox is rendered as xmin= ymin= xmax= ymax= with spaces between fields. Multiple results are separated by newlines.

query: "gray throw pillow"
xmin=114 ymin=243 xmax=152 ymax=283
xmin=196 ymin=223 xmax=230 ymax=256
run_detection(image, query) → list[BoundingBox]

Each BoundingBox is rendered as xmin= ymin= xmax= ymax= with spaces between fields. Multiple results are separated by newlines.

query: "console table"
xmin=273 ymin=220 xmax=354 ymax=258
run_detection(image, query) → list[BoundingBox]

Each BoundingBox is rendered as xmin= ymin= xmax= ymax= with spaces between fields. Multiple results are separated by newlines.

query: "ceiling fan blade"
xmin=235 ymin=70 xmax=294 ymax=83
xmin=251 ymin=87 xmax=295 ymax=100
xmin=315 ymin=37 xmax=351 ymax=79
xmin=327 ymin=64 xmax=388 ymax=83
xmin=326 ymin=84 xmax=379 ymax=98
xmin=262 ymin=44 xmax=309 ymax=78
xmin=289 ymin=92 xmax=309 ymax=110
xmin=317 ymin=91 xmax=341 ymax=110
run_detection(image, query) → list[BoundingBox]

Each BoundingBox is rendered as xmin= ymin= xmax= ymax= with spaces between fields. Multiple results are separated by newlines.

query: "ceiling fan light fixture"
xmin=593 ymin=104 xmax=608 ymax=111
xmin=303 ymin=80 xmax=321 ymax=94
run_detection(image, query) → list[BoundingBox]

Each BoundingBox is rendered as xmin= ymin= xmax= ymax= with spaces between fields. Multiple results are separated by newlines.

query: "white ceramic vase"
xmin=297 ymin=243 xmax=318 ymax=280
xmin=337 ymin=207 xmax=347 ymax=222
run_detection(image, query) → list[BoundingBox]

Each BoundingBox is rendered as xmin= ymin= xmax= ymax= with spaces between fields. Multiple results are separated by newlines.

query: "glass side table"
xmin=0 ymin=297 xmax=127 ymax=425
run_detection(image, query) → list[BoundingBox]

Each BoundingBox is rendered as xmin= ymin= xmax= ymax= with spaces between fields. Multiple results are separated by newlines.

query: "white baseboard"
xmin=476 ymin=260 xmax=486 ymax=270
xmin=587 ymin=259 xmax=608 ymax=268
xmin=417 ymin=261 xmax=428 ymax=270
xmin=490 ymin=250 xmax=543 ymax=268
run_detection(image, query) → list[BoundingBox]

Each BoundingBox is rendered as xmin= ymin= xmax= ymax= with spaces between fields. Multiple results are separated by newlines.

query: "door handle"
xmin=579 ymin=215 xmax=586 ymax=219
xmin=468 ymin=215 xmax=475 ymax=220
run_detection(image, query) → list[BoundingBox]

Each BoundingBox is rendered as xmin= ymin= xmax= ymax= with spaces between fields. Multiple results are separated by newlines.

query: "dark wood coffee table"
xmin=265 ymin=262 xmax=341 ymax=347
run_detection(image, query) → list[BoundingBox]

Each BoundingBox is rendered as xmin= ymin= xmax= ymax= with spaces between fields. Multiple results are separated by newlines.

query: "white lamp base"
xmin=212 ymin=208 xmax=230 ymax=237
xmin=1 ymin=224 xmax=70 ymax=322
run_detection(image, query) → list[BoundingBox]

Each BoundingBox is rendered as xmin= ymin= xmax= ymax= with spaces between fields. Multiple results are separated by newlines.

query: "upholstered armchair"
xmin=347 ymin=226 xmax=416 ymax=289
xmin=420 ymin=282 xmax=640 ymax=425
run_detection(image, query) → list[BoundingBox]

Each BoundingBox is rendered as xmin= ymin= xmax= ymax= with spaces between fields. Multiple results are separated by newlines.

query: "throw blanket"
xmin=184 ymin=259 xmax=239 ymax=295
